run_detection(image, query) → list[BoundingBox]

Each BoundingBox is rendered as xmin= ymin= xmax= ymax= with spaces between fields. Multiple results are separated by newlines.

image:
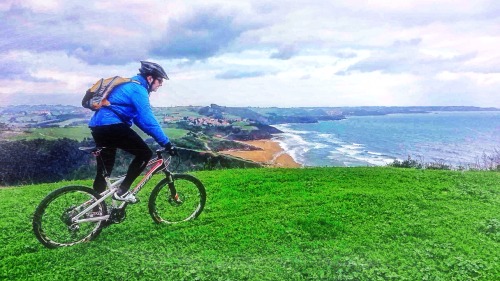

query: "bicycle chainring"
xmin=109 ymin=208 xmax=126 ymax=224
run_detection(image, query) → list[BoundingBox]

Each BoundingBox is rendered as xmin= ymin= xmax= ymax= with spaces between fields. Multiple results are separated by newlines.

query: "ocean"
xmin=273 ymin=111 xmax=500 ymax=167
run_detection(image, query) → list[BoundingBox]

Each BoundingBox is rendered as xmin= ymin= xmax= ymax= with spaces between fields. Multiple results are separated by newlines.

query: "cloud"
xmin=0 ymin=55 xmax=31 ymax=79
xmin=0 ymin=3 xmax=148 ymax=65
xmin=150 ymin=6 xmax=260 ymax=60
xmin=0 ymin=0 xmax=499 ymax=108
xmin=215 ymin=70 xmax=268 ymax=80
xmin=419 ymin=72 xmax=500 ymax=106
xmin=270 ymin=44 xmax=299 ymax=60
xmin=0 ymin=6 xmax=82 ymax=53
xmin=0 ymin=51 xmax=63 ymax=83
xmin=70 ymin=45 xmax=148 ymax=65
xmin=345 ymin=38 xmax=478 ymax=75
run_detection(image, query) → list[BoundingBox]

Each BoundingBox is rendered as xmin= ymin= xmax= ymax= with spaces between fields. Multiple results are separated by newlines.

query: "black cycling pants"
xmin=90 ymin=123 xmax=153 ymax=193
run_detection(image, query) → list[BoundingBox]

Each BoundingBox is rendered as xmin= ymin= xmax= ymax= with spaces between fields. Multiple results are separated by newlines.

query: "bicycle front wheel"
xmin=32 ymin=185 xmax=108 ymax=248
xmin=148 ymin=174 xmax=206 ymax=224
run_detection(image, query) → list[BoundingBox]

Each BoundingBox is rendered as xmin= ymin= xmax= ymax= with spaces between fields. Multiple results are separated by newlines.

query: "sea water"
xmin=273 ymin=111 xmax=500 ymax=167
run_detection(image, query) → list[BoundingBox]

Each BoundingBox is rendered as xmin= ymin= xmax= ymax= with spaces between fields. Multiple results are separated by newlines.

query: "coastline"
xmin=219 ymin=139 xmax=301 ymax=168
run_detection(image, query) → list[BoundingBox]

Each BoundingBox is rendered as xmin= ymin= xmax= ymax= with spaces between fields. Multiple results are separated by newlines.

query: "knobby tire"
xmin=148 ymin=174 xmax=206 ymax=224
xmin=32 ymin=185 xmax=108 ymax=248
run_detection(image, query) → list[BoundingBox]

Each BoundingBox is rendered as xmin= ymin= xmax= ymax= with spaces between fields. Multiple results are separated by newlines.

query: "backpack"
xmin=81 ymin=76 xmax=140 ymax=111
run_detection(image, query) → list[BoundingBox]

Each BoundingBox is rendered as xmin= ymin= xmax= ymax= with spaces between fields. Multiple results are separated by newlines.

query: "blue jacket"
xmin=88 ymin=75 xmax=170 ymax=146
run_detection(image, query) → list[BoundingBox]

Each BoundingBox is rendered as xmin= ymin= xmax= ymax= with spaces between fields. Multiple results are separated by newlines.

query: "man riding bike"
xmin=88 ymin=61 xmax=176 ymax=203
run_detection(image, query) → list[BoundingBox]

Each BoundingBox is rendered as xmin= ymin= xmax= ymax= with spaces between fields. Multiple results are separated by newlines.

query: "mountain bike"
xmin=32 ymin=147 xmax=206 ymax=248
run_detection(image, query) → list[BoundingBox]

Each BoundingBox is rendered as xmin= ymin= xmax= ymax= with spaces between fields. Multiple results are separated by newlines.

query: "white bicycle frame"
xmin=71 ymin=177 xmax=123 ymax=224
xmin=71 ymin=154 xmax=171 ymax=224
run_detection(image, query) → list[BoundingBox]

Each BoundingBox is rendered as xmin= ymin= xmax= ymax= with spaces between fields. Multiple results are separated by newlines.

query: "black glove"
xmin=164 ymin=142 xmax=178 ymax=156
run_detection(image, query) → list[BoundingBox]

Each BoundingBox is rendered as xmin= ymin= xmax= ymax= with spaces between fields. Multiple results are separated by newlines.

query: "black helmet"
xmin=139 ymin=61 xmax=169 ymax=80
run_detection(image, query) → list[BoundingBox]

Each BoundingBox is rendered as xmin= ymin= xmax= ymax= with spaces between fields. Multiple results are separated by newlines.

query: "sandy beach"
xmin=219 ymin=140 xmax=301 ymax=168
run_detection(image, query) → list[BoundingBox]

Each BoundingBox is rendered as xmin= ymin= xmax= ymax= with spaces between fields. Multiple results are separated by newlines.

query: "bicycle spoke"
xmin=149 ymin=174 xmax=206 ymax=224
xmin=33 ymin=186 xmax=107 ymax=248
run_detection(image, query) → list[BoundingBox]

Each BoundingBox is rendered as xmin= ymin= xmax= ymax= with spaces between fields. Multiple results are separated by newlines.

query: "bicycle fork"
xmin=165 ymin=172 xmax=182 ymax=204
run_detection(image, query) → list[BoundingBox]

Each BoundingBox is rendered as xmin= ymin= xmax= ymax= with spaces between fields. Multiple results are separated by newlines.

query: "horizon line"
xmin=1 ymin=104 xmax=499 ymax=110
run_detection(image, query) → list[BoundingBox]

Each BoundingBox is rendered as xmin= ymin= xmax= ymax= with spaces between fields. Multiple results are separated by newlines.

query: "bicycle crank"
xmin=109 ymin=208 xmax=126 ymax=224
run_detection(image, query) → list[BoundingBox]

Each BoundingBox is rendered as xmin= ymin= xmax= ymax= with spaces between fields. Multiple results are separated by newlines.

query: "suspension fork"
xmin=164 ymin=171 xmax=178 ymax=199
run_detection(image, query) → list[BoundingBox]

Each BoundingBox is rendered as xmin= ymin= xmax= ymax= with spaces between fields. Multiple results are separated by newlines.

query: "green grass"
xmin=162 ymin=128 xmax=190 ymax=139
xmin=1 ymin=167 xmax=499 ymax=280
xmin=12 ymin=127 xmax=92 ymax=141
xmin=9 ymin=127 xmax=189 ymax=142
xmin=135 ymin=127 xmax=189 ymax=141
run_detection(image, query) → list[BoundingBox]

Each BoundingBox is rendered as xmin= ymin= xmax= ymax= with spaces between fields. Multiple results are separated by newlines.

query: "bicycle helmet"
xmin=139 ymin=61 xmax=169 ymax=80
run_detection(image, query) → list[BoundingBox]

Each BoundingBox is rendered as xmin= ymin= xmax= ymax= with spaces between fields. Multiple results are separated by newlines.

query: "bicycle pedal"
xmin=113 ymin=192 xmax=139 ymax=204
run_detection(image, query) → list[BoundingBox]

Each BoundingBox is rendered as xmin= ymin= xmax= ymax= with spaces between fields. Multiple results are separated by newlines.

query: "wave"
xmin=273 ymin=125 xmax=395 ymax=166
xmin=272 ymin=127 xmax=328 ymax=165
xmin=273 ymin=124 xmax=313 ymax=135
xmin=329 ymin=142 xmax=396 ymax=166
xmin=271 ymin=111 xmax=499 ymax=167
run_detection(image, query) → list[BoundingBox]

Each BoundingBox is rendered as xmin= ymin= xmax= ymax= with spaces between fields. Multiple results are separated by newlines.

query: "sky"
xmin=1 ymin=0 xmax=499 ymax=108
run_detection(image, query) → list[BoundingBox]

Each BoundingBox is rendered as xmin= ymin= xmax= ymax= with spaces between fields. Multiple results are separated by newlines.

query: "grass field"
xmin=10 ymin=127 xmax=92 ymax=141
xmin=8 ymin=126 xmax=189 ymax=142
xmin=0 ymin=167 xmax=498 ymax=280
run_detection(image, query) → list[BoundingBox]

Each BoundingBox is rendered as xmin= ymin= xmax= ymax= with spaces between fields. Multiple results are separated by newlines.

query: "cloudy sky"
xmin=1 ymin=0 xmax=499 ymax=108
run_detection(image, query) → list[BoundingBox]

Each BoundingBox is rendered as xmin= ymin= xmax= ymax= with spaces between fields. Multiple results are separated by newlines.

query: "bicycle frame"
xmin=71 ymin=150 xmax=174 ymax=224
xmin=33 ymin=146 xmax=206 ymax=248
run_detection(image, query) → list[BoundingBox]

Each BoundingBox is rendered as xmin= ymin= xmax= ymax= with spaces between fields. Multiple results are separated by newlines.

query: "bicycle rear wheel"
xmin=33 ymin=185 xmax=107 ymax=248
xmin=148 ymin=174 xmax=206 ymax=224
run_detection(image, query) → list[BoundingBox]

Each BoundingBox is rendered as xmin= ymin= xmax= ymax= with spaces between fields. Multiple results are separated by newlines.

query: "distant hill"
xmin=2 ymin=103 xmax=498 ymax=133
xmin=195 ymin=104 xmax=499 ymax=124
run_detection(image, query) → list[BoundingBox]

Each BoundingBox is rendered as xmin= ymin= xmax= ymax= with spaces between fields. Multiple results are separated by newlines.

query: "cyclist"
xmin=88 ymin=61 xmax=176 ymax=203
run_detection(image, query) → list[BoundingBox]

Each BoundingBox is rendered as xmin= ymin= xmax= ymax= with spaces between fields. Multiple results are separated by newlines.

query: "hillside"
xmin=1 ymin=167 xmax=499 ymax=280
